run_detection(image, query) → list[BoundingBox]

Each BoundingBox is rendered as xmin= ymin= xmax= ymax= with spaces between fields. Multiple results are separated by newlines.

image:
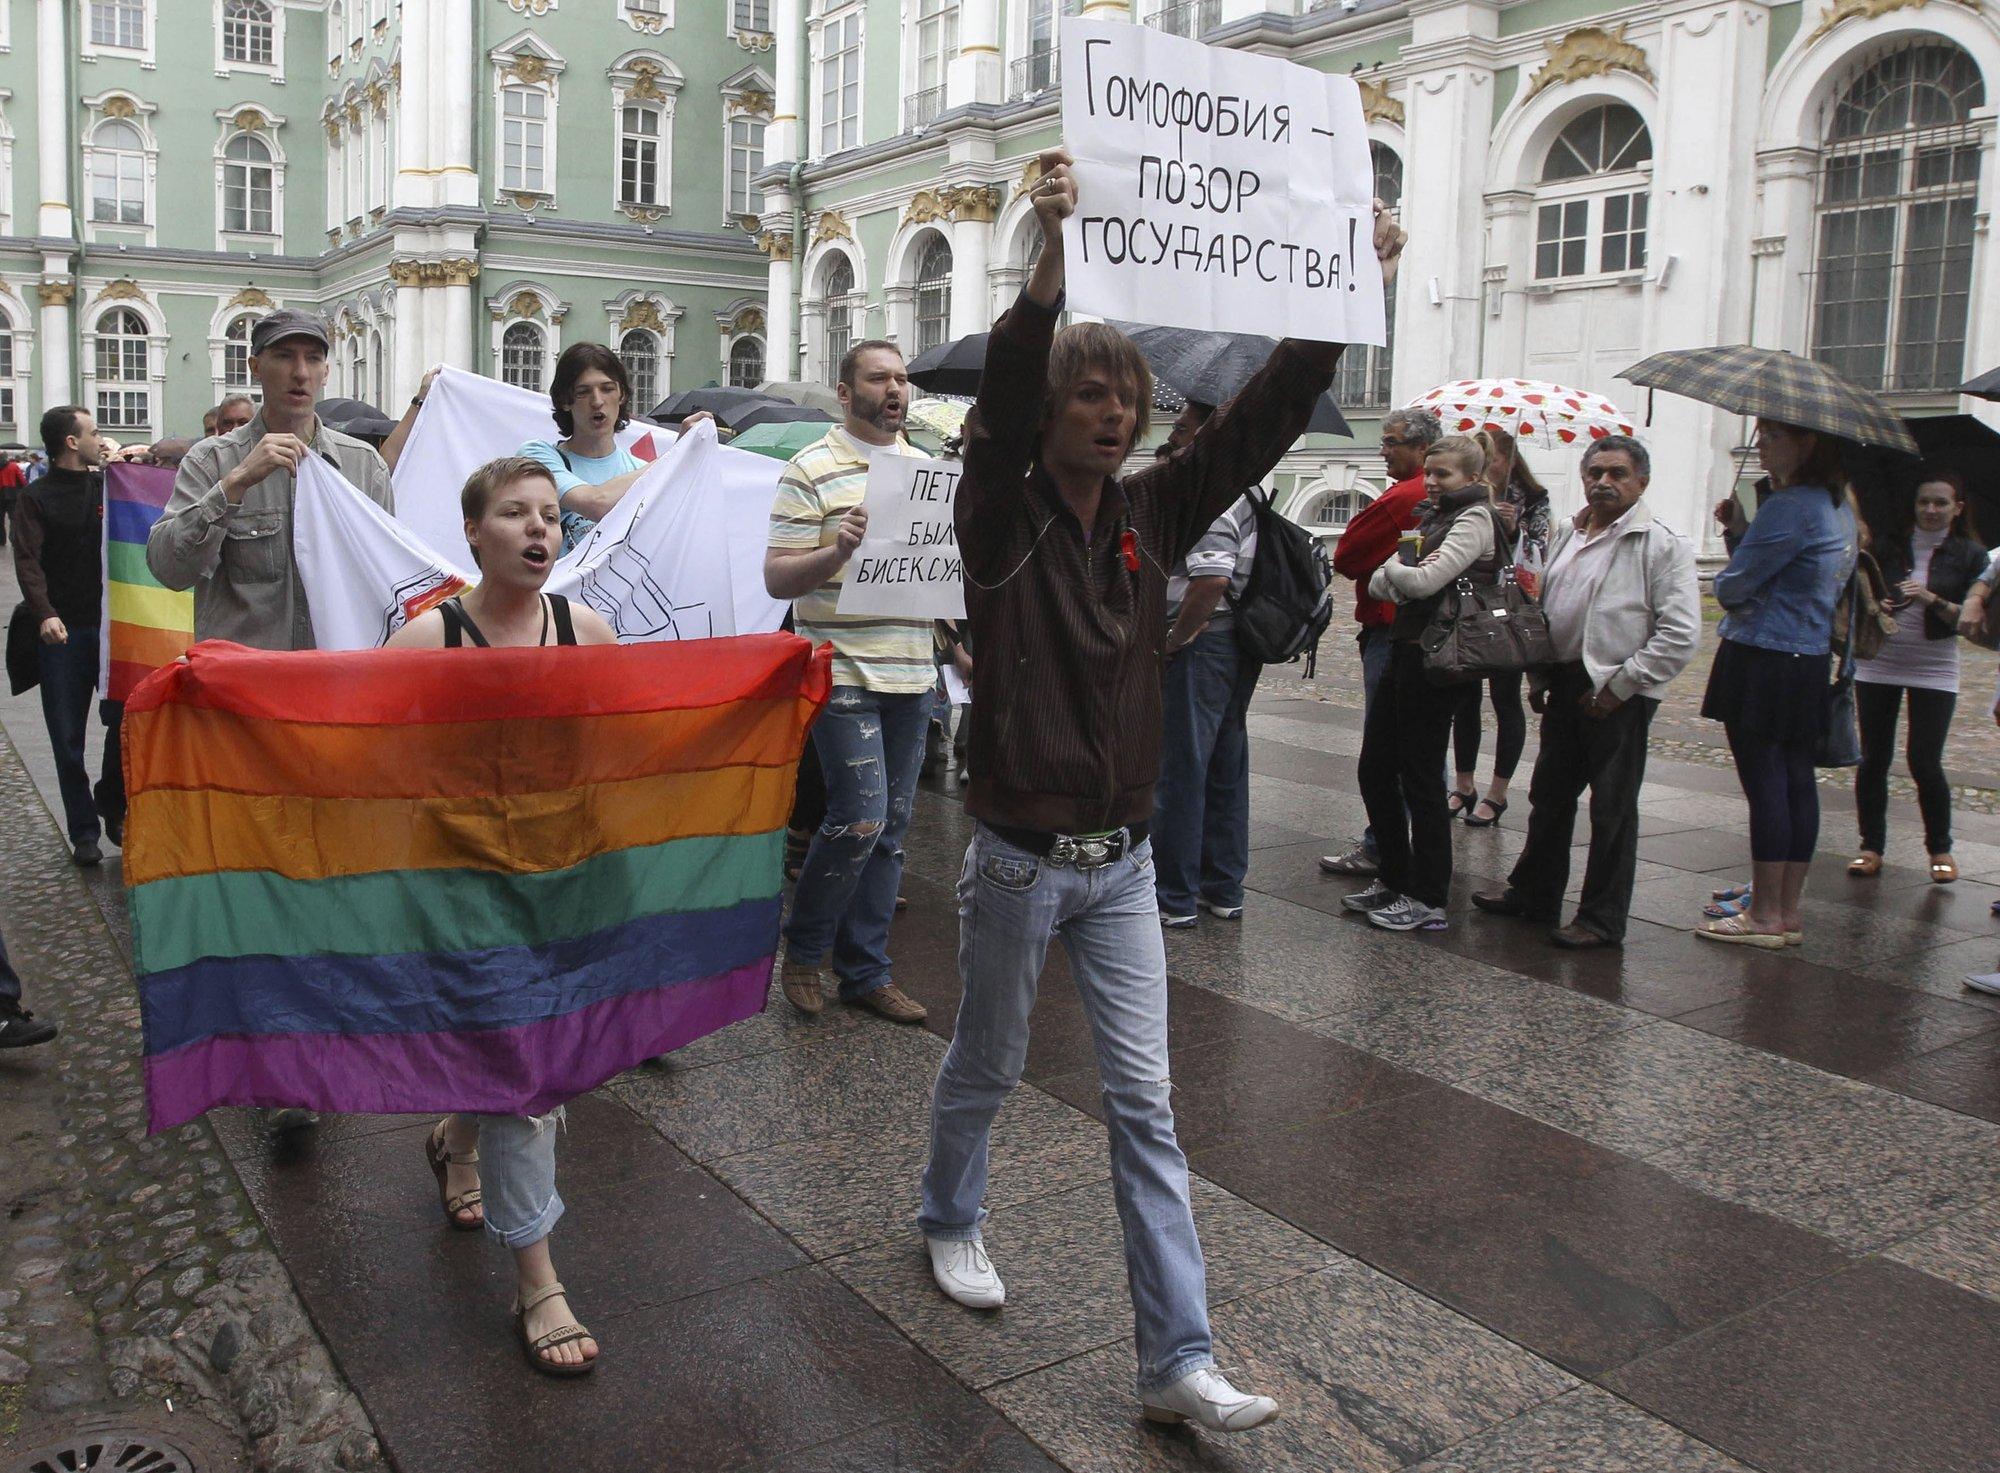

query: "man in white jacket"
xmin=1472 ymin=436 xmax=1699 ymax=947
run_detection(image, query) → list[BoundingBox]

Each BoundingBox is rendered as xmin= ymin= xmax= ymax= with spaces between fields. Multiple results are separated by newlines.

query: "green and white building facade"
xmin=2 ymin=0 xmax=1995 ymax=547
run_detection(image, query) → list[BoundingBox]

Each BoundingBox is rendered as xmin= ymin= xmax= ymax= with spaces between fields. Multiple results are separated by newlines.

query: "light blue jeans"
xmin=457 ymin=1108 xmax=565 ymax=1250
xmin=920 ymin=825 xmax=1213 ymax=1392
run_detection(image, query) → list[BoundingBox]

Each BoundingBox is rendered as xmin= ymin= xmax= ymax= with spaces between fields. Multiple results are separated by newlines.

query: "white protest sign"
xmin=835 ymin=454 xmax=965 ymax=620
xmin=1060 ymin=19 xmax=1385 ymax=345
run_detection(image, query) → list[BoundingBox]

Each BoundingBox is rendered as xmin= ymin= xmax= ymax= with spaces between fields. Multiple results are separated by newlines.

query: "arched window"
xmin=96 ymin=307 xmax=151 ymax=430
xmin=1336 ymin=142 xmax=1403 ymax=410
xmin=619 ymin=103 xmax=663 ymax=206
xmin=222 ymin=0 xmax=273 ymax=65
xmin=223 ymin=313 xmax=258 ymax=391
xmin=222 ymin=133 xmax=275 ymax=233
xmin=1313 ymin=486 xmax=1366 ymax=529
xmin=913 ymin=234 xmax=953 ymax=356
xmin=371 ymin=327 xmax=386 ymax=407
xmin=1812 ymin=42 xmax=1985 ymax=394
xmin=327 ymin=0 xmax=344 ymax=59
xmin=730 ymin=337 xmax=766 ymax=388
xmin=0 ymin=326 xmax=17 ymax=434
xmin=620 ymin=328 xmax=660 ymax=412
xmin=501 ymin=321 xmax=547 ymax=391
xmin=820 ymin=254 xmax=856 ymax=385
xmin=89 ymin=119 xmax=147 ymax=225
xmin=1533 ymin=103 xmax=1652 ymax=280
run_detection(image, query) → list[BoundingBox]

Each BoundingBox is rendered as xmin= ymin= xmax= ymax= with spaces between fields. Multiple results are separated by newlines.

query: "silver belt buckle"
xmin=1048 ymin=835 xmax=1082 ymax=867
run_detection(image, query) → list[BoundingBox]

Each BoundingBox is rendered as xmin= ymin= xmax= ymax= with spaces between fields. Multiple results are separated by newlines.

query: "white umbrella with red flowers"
xmin=1407 ymin=378 xmax=1637 ymax=447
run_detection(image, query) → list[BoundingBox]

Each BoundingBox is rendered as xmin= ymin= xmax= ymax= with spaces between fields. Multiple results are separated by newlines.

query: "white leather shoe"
xmin=925 ymin=1236 xmax=1005 ymax=1310
xmin=1140 ymin=1367 xmax=1280 ymax=1433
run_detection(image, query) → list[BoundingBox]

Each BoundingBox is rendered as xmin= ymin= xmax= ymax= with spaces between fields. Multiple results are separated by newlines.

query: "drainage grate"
xmin=7 ymin=1411 xmax=244 ymax=1473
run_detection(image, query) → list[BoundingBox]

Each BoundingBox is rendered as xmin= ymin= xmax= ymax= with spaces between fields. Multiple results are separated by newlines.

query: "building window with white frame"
xmin=820 ymin=254 xmax=856 ymax=385
xmin=90 ymin=0 xmax=146 ymax=49
xmin=501 ymin=321 xmax=548 ymax=390
xmin=221 ymin=133 xmax=276 ymax=234
xmin=0 ymin=328 xmax=15 ymax=433
xmin=502 ymin=86 xmax=550 ymax=194
xmin=620 ymin=329 xmax=660 ymax=412
xmin=89 ymin=119 xmax=148 ymax=226
xmin=620 ymin=103 xmax=663 ymax=206
xmin=327 ymin=0 xmax=345 ymax=61
xmin=95 ymin=308 xmax=151 ymax=431
xmin=730 ymin=336 xmax=765 ymax=388
xmin=733 ymin=0 xmax=771 ymax=32
xmin=223 ymin=313 xmax=258 ymax=392
xmin=624 ymin=0 xmax=672 ymax=28
xmin=1335 ymin=142 xmax=1402 ymax=411
xmin=818 ymin=9 xmax=862 ymax=156
xmin=1011 ymin=0 xmax=1077 ymax=99
xmin=908 ymin=0 xmax=957 ymax=132
xmin=913 ymin=233 xmax=953 ymax=356
xmin=1532 ymin=104 xmax=1652 ymax=281
xmin=728 ymin=113 xmax=765 ymax=218
xmin=1811 ymin=41 xmax=1985 ymax=395
xmin=1146 ymin=0 xmax=1217 ymax=40
xmin=222 ymin=0 xmax=274 ymax=65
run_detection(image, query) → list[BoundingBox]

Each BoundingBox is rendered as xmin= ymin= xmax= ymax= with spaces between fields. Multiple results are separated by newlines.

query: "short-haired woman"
xmin=517 ymin=343 xmax=650 ymax=553
xmin=1699 ymin=420 xmax=1858 ymax=947
xmin=387 ymin=455 xmax=618 ymax=1377
xmin=1849 ymin=468 xmax=1984 ymax=882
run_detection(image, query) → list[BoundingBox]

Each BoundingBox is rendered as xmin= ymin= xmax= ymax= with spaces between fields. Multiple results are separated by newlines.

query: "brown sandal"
xmin=425 ymin=1120 xmax=483 ymax=1231
xmin=515 ymin=1280 xmax=597 ymax=1378
xmin=1848 ymin=851 xmax=1883 ymax=877
xmin=1931 ymin=854 xmax=1958 ymax=884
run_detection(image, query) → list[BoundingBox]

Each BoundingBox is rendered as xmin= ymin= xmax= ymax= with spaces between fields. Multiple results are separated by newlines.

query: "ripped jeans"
xmin=783 ymin=685 xmax=930 ymax=999
xmin=920 ymin=825 xmax=1214 ymax=1392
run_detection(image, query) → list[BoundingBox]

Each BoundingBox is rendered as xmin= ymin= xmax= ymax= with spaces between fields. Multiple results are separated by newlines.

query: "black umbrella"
xmin=1960 ymin=366 xmax=2000 ymax=401
xmin=648 ymin=385 xmax=791 ymax=428
xmin=729 ymin=402 xmax=835 ymax=432
xmin=906 ymin=334 xmax=989 ymax=396
xmin=316 ymin=396 xmax=399 ymax=444
xmin=1109 ymin=323 xmax=1350 ymax=437
xmin=1851 ymin=414 xmax=2000 ymax=545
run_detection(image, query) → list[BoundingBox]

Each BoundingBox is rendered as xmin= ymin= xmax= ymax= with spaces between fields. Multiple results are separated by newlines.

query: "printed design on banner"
xmin=380 ymin=566 xmax=474 ymax=645
xmin=573 ymin=543 xmax=715 ymax=642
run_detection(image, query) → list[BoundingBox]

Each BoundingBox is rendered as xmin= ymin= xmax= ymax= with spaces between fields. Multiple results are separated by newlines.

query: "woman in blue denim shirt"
xmin=1698 ymin=419 xmax=1858 ymax=948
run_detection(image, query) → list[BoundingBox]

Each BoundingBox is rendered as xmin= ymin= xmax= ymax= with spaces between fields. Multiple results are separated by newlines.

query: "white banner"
xmin=546 ymin=419 xmax=787 ymax=641
xmin=835 ymin=454 xmax=966 ymax=620
xmin=389 ymin=365 xmax=668 ymax=568
xmin=295 ymin=456 xmax=474 ymax=651
xmin=1059 ymin=19 xmax=1385 ymax=345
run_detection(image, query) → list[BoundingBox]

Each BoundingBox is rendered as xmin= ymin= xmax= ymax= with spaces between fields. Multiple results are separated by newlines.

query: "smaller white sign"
xmin=836 ymin=455 xmax=966 ymax=620
xmin=942 ymin=664 xmax=971 ymax=706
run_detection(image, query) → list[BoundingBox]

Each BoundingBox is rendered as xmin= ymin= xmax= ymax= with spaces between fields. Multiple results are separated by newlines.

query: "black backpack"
xmin=1232 ymin=486 xmax=1334 ymax=666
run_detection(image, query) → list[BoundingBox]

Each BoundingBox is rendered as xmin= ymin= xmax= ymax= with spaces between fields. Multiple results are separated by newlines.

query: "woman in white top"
xmin=1850 ymin=469 xmax=1986 ymax=883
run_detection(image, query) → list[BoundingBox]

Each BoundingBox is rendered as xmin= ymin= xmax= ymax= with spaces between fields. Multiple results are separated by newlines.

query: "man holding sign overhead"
xmin=918 ymin=120 xmax=1403 ymax=1430
xmin=764 ymin=340 xmax=934 ymax=1026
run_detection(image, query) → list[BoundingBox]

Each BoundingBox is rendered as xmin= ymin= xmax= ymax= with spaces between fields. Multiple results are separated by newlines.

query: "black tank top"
xmin=439 ymin=594 xmax=576 ymax=648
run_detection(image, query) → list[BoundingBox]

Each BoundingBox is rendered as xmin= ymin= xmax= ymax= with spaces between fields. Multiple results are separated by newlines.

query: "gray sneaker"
xmin=1341 ymin=881 xmax=1399 ymax=913
xmin=1964 ymin=971 xmax=2000 ymax=996
xmin=1368 ymin=896 xmax=1448 ymax=932
xmin=1319 ymin=844 xmax=1379 ymax=877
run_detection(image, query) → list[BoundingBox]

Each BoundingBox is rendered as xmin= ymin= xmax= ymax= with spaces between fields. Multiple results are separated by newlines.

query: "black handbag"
xmin=1815 ymin=607 xmax=1861 ymax=769
xmin=6 ymin=600 xmax=39 ymax=697
xmin=1419 ymin=512 xmax=1555 ymax=684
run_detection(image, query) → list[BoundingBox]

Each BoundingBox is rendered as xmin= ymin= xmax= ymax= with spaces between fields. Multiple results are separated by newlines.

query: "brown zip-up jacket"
xmin=955 ymin=292 xmax=1341 ymax=834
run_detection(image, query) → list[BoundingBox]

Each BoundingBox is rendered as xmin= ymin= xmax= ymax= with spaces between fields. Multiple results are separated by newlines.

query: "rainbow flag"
xmin=124 ymin=632 xmax=830 ymax=1132
xmin=100 ymin=462 xmax=194 ymax=702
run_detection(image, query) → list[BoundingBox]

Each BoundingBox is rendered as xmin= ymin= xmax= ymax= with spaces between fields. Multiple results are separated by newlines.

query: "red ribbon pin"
xmin=1120 ymin=529 xmax=1140 ymax=572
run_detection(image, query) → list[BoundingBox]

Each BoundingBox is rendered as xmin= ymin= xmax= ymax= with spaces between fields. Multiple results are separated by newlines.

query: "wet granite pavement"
xmin=3 ymin=627 xmax=1998 ymax=1468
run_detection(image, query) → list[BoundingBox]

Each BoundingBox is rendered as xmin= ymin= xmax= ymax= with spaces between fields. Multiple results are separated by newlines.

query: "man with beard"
xmin=763 ymin=341 xmax=933 ymax=1024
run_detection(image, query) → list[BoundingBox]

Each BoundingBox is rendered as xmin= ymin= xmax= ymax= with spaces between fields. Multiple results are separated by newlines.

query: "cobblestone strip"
xmin=0 ymin=732 xmax=387 ymax=1472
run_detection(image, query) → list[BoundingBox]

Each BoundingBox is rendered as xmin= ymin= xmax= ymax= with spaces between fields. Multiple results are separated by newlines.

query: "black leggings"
xmin=1854 ymin=681 xmax=1956 ymax=855
xmin=1453 ymin=671 xmax=1526 ymax=782
xmin=1727 ymin=725 xmax=1821 ymax=864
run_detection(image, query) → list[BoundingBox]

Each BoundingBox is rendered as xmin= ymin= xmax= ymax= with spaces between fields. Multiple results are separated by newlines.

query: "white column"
xmin=766 ymin=248 xmax=797 ymax=378
xmin=770 ymin=0 xmax=803 ymax=164
xmin=438 ymin=0 xmax=478 ymax=208
xmin=394 ymin=0 xmax=432 ymax=207
xmin=36 ymin=0 xmax=73 ymax=237
xmin=948 ymin=0 xmax=1002 ymax=110
xmin=949 ymin=213 xmax=993 ymax=337
xmin=37 ymin=273 xmax=73 ymax=413
xmin=441 ymin=277 xmax=474 ymax=372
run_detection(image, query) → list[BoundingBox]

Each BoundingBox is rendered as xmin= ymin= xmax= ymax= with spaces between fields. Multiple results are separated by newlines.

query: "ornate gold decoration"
xmin=227 ymin=287 xmax=275 ymax=309
xmin=99 ymin=279 xmax=144 ymax=302
xmin=508 ymin=191 xmax=549 ymax=211
xmin=904 ymin=189 xmax=951 ymax=226
xmin=1524 ymin=25 xmax=1655 ymax=102
xmin=620 ymin=300 xmax=669 ymax=334
xmin=619 ymin=204 xmax=666 ymax=224
xmin=368 ymin=83 xmax=389 ymax=114
xmin=943 ymin=184 xmax=1002 ymax=223
xmin=389 ymin=258 xmax=479 ymax=287
xmin=1017 ymin=156 xmax=1048 ymax=196
xmin=733 ymin=89 xmax=775 ymax=117
xmin=507 ymin=291 xmax=545 ymax=320
xmin=232 ymin=108 xmax=266 ymax=133
xmin=345 ymin=102 xmax=364 ymax=128
xmin=812 ymin=210 xmax=854 ymax=245
xmin=1358 ymin=77 xmax=1405 ymax=127
xmin=102 ymin=96 xmax=138 ymax=120
xmin=755 ymin=231 xmax=793 ymax=261
xmin=37 ymin=280 xmax=76 ymax=307
xmin=507 ymin=53 xmax=550 ymax=86
xmin=734 ymin=213 xmax=763 ymax=234
xmin=734 ymin=308 xmax=766 ymax=335
xmin=625 ymin=6 xmax=669 ymax=34
xmin=503 ymin=0 xmax=557 ymax=12
xmin=324 ymin=117 xmax=342 ymax=141
xmin=733 ymin=28 xmax=776 ymax=52
xmin=1807 ymin=0 xmax=1980 ymax=42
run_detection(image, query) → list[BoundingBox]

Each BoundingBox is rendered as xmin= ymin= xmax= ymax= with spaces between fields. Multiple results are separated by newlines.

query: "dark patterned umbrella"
xmin=1110 ymin=324 xmax=1350 ymax=437
xmin=728 ymin=402 xmax=834 ymax=432
xmin=1619 ymin=346 xmax=1917 ymax=455
xmin=1959 ymin=365 xmax=2000 ymax=401
xmin=648 ymin=385 xmax=790 ymax=427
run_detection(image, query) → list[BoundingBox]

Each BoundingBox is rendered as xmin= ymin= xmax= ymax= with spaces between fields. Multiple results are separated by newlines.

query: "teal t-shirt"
xmin=516 ymin=439 xmax=641 ymax=552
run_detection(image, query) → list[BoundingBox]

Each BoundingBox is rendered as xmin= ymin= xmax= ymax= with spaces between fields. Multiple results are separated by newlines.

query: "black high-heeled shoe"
xmin=1447 ymin=789 xmax=1476 ymax=817
xmin=1463 ymin=798 xmax=1509 ymax=828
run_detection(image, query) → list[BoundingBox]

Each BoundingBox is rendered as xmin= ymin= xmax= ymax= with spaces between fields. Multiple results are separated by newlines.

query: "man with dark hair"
xmin=919 ymin=149 xmax=1404 ymax=1429
xmin=1474 ymin=434 xmax=1698 ymax=946
xmin=1320 ymin=405 xmax=1441 ymax=876
xmin=515 ymin=343 xmax=651 ymax=551
xmin=13 ymin=406 xmax=116 ymax=865
xmin=763 ymin=336 xmax=932 ymax=1025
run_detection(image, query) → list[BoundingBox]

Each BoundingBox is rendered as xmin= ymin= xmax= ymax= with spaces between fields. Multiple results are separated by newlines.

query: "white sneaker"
xmin=1964 ymin=971 xmax=2000 ymax=996
xmin=1341 ymin=880 xmax=1398 ymax=913
xmin=1160 ymin=910 xmax=1199 ymax=929
xmin=1140 ymin=1366 xmax=1280 ymax=1433
xmin=925 ymin=1236 xmax=1005 ymax=1309
xmin=1368 ymin=896 xmax=1448 ymax=932
xmin=1202 ymin=901 xmax=1243 ymax=920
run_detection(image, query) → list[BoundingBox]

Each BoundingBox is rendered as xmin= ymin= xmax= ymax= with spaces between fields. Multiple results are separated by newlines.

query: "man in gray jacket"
xmin=1473 ymin=436 xmax=1698 ymax=947
xmin=148 ymin=310 xmax=393 ymax=652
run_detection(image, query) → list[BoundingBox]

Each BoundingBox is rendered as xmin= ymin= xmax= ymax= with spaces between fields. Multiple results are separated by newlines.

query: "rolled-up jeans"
xmin=920 ymin=824 xmax=1213 ymax=1392
xmin=459 ymin=1107 xmax=565 ymax=1250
